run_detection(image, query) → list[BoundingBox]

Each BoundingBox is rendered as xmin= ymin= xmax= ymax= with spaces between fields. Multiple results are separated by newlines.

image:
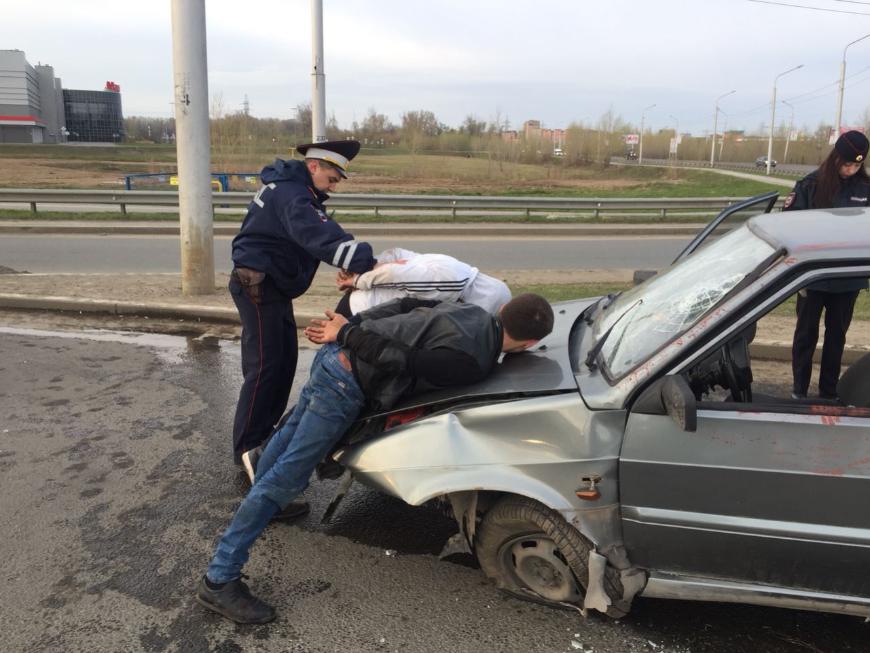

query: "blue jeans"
xmin=207 ymin=343 xmax=365 ymax=584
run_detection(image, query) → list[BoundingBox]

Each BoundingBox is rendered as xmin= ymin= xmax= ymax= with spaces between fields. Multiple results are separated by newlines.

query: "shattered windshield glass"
xmin=592 ymin=226 xmax=776 ymax=379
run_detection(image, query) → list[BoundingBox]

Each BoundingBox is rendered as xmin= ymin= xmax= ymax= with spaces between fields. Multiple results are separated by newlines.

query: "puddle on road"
xmin=0 ymin=326 xmax=229 ymax=364
xmin=0 ymin=326 xmax=320 ymax=368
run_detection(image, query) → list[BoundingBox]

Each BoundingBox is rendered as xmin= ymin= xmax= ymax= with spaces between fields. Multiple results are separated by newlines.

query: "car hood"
xmin=378 ymin=297 xmax=598 ymax=416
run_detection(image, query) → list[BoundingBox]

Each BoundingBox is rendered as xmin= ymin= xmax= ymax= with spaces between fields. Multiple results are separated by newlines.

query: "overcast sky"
xmin=3 ymin=0 xmax=870 ymax=135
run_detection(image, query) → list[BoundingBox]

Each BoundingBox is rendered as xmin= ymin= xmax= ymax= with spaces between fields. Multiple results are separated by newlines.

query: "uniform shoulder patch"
xmin=783 ymin=192 xmax=795 ymax=209
xmin=315 ymin=208 xmax=329 ymax=222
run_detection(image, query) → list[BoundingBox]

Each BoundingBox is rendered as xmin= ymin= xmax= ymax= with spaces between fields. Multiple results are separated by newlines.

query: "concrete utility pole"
xmin=710 ymin=90 xmax=735 ymax=167
xmin=835 ymin=33 xmax=870 ymax=137
xmin=170 ymin=0 xmax=215 ymax=295
xmin=639 ymin=103 xmax=655 ymax=165
xmin=311 ymin=0 xmax=327 ymax=143
xmin=767 ymin=64 xmax=803 ymax=175
xmin=782 ymin=100 xmax=795 ymax=164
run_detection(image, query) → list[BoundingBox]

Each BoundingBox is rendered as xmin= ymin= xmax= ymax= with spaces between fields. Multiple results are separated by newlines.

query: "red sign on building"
xmin=105 ymin=81 xmax=121 ymax=93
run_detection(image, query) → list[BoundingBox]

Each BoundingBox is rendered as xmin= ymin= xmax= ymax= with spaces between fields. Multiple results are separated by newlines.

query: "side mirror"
xmin=661 ymin=375 xmax=697 ymax=432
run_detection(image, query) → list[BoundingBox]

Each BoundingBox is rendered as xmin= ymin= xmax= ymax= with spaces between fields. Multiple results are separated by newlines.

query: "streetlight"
xmin=668 ymin=114 xmax=679 ymax=161
xmin=639 ymin=103 xmax=655 ymax=164
xmin=781 ymin=99 xmax=795 ymax=164
xmin=767 ymin=64 xmax=803 ymax=175
xmin=710 ymin=90 xmax=736 ymax=167
xmin=835 ymin=33 xmax=870 ymax=136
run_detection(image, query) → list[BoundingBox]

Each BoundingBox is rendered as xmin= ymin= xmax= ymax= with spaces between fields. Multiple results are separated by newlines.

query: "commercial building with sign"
xmin=63 ymin=85 xmax=124 ymax=142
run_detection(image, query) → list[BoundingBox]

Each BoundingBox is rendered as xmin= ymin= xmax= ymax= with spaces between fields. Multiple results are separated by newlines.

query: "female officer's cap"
xmin=834 ymin=130 xmax=869 ymax=163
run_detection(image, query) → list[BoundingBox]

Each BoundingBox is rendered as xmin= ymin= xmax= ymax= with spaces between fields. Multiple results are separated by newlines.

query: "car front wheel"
xmin=476 ymin=495 xmax=629 ymax=617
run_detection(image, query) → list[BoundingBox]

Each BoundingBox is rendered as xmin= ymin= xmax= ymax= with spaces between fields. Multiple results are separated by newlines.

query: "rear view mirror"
xmin=661 ymin=376 xmax=697 ymax=432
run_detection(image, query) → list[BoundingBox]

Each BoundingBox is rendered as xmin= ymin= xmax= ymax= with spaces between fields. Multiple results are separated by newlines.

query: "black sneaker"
xmin=241 ymin=447 xmax=262 ymax=485
xmin=271 ymin=499 xmax=311 ymax=522
xmin=195 ymin=575 xmax=276 ymax=624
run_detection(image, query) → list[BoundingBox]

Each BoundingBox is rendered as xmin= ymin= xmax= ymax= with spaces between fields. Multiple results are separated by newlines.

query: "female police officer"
xmin=784 ymin=130 xmax=870 ymax=399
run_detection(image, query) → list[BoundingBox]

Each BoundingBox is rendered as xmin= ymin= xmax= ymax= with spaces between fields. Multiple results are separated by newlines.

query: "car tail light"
xmin=384 ymin=407 xmax=428 ymax=431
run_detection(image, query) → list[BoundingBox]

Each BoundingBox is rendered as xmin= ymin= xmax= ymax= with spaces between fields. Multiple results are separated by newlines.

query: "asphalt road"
xmin=0 ymin=233 xmax=688 ymax=273
xmin=2 ymin=326 xmax=870 ymax=652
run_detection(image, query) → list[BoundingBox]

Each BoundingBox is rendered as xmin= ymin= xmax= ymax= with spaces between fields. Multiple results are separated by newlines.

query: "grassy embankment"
xmin=0 ymin=144 xmax=784 ymax=222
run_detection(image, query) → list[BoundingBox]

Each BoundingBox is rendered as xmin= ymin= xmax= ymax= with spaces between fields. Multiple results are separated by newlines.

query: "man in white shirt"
xmin=336 ymin=247 xmax=512 ymax=316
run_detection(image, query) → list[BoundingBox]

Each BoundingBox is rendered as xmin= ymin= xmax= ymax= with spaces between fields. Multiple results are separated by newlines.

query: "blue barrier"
xmin=124 ymin=172 xmax=260 ymax=192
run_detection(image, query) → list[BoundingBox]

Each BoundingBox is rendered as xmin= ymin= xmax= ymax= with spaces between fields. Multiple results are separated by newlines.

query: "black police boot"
xmin=195 ymin=575 xmax=276 ymax=624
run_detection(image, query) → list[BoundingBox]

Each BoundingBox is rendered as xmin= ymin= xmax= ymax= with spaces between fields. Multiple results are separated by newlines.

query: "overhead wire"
xmin=747 ymin=0 xmax=870 ymax=14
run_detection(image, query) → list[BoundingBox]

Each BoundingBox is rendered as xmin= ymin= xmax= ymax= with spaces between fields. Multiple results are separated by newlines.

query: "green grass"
xmin=510 ymin=283 xmax=870 ymax=321
xmin=771 ymin=292 xmax=870 ymax=321
xmin=0 ymin=143 xmax=177 ymax=163
xmin=510 ymin=282 xmax=630 ymax=303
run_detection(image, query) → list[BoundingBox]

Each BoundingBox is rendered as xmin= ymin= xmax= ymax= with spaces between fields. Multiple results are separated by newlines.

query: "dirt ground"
xmin=0 ymin=155 xmax=670 ymax=194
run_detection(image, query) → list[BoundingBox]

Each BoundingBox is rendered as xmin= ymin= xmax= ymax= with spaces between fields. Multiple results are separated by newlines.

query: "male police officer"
xmin=230 ymin=141 xmax=375 ymax=481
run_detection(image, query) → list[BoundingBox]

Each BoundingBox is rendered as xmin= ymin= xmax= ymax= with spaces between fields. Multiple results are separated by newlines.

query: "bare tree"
xmin=460 ymin=115 xmax=487 ymax=136
xmin=401 ymin=110 xmax=441 ymax=152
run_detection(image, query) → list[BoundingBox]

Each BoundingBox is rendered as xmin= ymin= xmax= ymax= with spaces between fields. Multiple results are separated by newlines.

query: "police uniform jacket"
xmin=232 ymin=159 xmax=375 ymax=299
xmin=784 ymin=170 xmax=870 ymax=294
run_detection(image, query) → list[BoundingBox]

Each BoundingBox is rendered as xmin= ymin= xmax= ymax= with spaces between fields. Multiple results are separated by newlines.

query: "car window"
xmin=594 ymin=226 xmax=777 ymax=379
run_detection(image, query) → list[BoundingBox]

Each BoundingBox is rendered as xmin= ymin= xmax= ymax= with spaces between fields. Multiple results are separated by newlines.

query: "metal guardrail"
xmin=0 ymin=188 xmax=784 ymax=219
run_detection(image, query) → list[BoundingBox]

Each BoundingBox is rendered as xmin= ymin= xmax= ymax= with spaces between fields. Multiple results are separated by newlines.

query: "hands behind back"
xmin=304 ymin=310 xmax=349 ymax=344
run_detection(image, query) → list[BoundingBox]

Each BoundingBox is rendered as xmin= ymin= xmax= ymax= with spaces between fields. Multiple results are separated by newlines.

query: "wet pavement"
xmin=2 ymin=327 xmax=870 ymax=652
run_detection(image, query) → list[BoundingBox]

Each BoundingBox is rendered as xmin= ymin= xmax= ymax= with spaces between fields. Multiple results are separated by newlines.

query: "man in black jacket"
xmin=230 ymin=140 xmax=376 ymax=478
xmin=195 ymin=294 xmax=554 ymax=624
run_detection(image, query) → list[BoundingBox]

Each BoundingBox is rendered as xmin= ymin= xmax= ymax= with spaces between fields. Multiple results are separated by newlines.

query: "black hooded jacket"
xmin=336 ymin=298 xmax=503 ymax=412
xmin=231 ymin=159 xmax=375 ymax=299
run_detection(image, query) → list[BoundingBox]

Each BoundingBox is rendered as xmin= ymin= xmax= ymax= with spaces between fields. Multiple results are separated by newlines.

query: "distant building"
xmin=63 ymin=83 xmax=124 ymax=142
xmin=0 ymin=49 xmax=124 ymax=144
xmin=0 ymin=49 xmax=66 ymax=143
xmin=521 ymin=119 xmax=565 ymax=147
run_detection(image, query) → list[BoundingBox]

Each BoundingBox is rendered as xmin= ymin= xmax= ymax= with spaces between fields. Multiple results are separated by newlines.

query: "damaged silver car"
xmin=325 ymin=194 xmax=870 ymax=619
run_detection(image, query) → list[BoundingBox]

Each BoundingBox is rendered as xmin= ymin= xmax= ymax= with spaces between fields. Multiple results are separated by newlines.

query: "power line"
xmin=748 ymin=0 xmax=870 ymax=14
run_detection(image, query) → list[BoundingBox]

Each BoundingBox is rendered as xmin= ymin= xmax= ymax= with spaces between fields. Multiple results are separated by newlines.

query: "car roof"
xmin=748 ymin=208 xmax=870 ymax=263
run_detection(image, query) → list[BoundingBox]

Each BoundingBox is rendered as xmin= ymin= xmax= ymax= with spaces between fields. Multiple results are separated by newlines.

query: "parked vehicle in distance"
xmin=326 ymin=194 xmax=870 ymax=621
xmin=553 ymin=148 xmax=565 ymax=157
xmin=755 ymin=155 xmax=777 ymax=168
xmin=625 ymin=150 xmax=638 ymax=160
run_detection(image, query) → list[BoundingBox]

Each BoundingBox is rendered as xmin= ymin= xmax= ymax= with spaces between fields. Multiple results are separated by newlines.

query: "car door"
xmin=618 ymin=392 xmax=870 ymax=597
xmin=672 ymin=191 xmax=779 ymax=263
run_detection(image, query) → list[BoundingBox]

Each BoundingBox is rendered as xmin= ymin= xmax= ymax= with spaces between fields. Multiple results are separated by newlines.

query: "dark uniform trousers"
xmin=229 ymin=272 xmax=298 ymax=464
xmin=792 ymin=289 xmax=859 ymax=398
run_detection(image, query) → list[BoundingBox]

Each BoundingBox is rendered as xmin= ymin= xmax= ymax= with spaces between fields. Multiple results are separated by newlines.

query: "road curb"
xmin=0 ymin=292 xmax=322 ymax=326
xmin=4 ymin=293 xmax=867 ymax=364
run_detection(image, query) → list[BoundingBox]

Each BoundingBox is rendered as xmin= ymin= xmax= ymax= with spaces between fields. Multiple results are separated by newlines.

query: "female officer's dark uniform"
xmin=229 ymin=141 xmax=375 ymax=466
xmin=784 ymin=131 xmax=870 ymax=399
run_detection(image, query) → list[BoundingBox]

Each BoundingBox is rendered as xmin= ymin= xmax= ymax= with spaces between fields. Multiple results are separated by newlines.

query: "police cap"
xmin=296 ymin=140 xmax=361 ymax=178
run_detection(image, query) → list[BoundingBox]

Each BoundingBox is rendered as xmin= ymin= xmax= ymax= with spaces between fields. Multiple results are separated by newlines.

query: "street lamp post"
xmin=639 ymin=103 xmax=655 ymax=165
xmin=310 ymin=0 xmax=327 ymax=142
xmin=668 ymin=114 xmax=679 ymax=161
xmin=767 ymin=64 xmax=803 ymax=175
xmin=835 ymin=33 xmax=870 ymax=136
xmin=711 ymin=90 xmax=736 ymax=167
xmin=782 ymin=99 xmax=795 ymax=164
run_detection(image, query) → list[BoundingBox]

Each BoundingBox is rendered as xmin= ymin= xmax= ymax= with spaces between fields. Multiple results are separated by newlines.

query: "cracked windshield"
xmin=595 ymin=226 xmax=777 ymax=378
